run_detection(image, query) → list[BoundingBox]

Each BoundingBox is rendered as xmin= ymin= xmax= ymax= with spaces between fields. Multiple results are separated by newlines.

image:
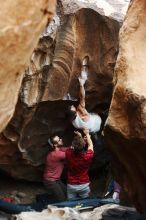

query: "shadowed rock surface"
xmin=105 ymin=0 xmax=146 ymax=214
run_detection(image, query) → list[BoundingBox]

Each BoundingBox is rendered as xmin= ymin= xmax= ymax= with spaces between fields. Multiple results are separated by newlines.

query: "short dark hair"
xmin=50 ymin=135 xmax=59 ymax=145
xmin=72 ymin=135 xmax=85 ymax=154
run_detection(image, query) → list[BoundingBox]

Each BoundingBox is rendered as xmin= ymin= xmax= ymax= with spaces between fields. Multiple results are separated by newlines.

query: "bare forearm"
xmin=86 ymin=133 xmax=94 ymax=152
xmin=79 ymin=84 xmax=85 ymax=107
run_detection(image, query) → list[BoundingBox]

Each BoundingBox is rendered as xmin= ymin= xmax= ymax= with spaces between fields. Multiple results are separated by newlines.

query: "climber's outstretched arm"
xmin=77 ymin=66 xmax=89 ymax=117
xmin=77 ymin=56 xmax=89 ymax=117
xmin=78 ymin=81 xmax=86 ymax=108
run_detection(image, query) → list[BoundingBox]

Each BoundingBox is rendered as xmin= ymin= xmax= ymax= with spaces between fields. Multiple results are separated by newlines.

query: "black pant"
xmin=44 ymin=179 xmax=66 ymax=202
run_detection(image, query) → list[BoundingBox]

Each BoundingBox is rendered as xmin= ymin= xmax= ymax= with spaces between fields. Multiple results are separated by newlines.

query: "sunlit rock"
xmin=13 ymin=204 xmax=145 ymax=220
xmin=13 ymin=206 xmax=84 ymax=220
xmin=62 ymin=0 xmax=130 ymax=22
xmin=0 ymin=0 xmax=56 ymax=132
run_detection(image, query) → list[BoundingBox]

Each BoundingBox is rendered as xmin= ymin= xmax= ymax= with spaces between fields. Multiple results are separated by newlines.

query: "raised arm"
xmin=77 ymin=66 xmax=89 ymax=116
xmin=78 ymin=56 xmax=89 ymax=106
xmin=83 ymin=128 xmax=94 ymax=152
xmin=78 ymin=81 xmax=86 ymax=108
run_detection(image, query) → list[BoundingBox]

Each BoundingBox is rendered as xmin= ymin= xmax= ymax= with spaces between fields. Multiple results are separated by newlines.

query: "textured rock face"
xmin=42 ymin=14 xmax=76 ymax=101
xmin=88 ymin=204 xmax=145 ymax=220
xmin=69 ymin=9 xmax=119 ymax=112
xmin=0 ymin=0 xmax=56 ymax=132
xmin=0 ymin=8 xmax=120 ymax=180
xmin=62 ymin=0 xmax=130 ymax=22
xmin=42 ymin=8 xmax=120 ymax=109
xmin=105 ymin=0 xmax=146 ymax=214
xmin=13 ymin=204 xmax=145 ymax=220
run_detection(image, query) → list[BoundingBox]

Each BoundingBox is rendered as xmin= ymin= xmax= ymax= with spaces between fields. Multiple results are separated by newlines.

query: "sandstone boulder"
xmin=0 ymin=0 xmax=56 ymax=132
xmin=105 ymin=0 xmax=146 ymax=214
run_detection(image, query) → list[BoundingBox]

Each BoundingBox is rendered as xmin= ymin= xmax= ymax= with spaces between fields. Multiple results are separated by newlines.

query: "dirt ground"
xmin=0 ymin=175 xmax=46 ymax=204
xmin=0 ymin=173 xmax=107 ymax=206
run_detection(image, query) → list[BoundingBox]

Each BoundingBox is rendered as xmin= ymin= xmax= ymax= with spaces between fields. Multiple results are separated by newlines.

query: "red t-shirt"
xmin=44 ymin=149 xmax=66 ymax=181
xmin=66 ymin=148 xmax=93 ymax=184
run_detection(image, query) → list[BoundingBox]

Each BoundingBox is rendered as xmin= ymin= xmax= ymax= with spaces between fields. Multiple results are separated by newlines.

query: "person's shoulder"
xmin=57 ymin=150 xmax=66 ymax=155
xmin=66 ymin=147 xmax=72 ymax=152
xmin=55 ymin=150 xmax=66 ymax=159
xmin=46 ymin=151 xmax=54 ymax=159
xmin=65 ymin=147 xmax=72 ymax=155
xmin=59 ymin=147 xmax=67 ymax=152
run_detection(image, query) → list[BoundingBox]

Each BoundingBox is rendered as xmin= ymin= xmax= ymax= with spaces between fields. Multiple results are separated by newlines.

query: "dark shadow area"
xmin=102 ymin=206 xmax=146 ymax=220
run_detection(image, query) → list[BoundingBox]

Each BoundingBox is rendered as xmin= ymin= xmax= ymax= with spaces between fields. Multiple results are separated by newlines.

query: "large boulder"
xmin=105 ymin=0 xmax=146 ymax=214
xmin=0 ymin=0 xmax=56 ymax=132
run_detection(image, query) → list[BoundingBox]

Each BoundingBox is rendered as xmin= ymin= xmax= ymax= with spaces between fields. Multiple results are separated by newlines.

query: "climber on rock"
xmin=68 ymin=56 xmax=102 ymax=133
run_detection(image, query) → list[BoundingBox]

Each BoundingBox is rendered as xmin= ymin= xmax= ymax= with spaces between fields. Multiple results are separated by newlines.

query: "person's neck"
xmin=56 ymin=147 xmax=60 ymax=151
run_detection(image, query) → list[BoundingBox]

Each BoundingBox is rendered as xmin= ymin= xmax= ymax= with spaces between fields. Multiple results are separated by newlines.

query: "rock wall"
xmin=69 ymin=8 xmax=119 ymax=112
xmin=0 ymin=8 xmax=120 ymax=181
xmin=0 ymin=103 xmax=74 ymax=181
xmin=0 ymin=0 xmax=56 ymax=132
xmin=105 ymin=0 xmax=146 ymax=214
xmin=42 ymin=14 xmax=76 ymax=101
xmin=62 ymin=0 xmax=130 ymax=22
